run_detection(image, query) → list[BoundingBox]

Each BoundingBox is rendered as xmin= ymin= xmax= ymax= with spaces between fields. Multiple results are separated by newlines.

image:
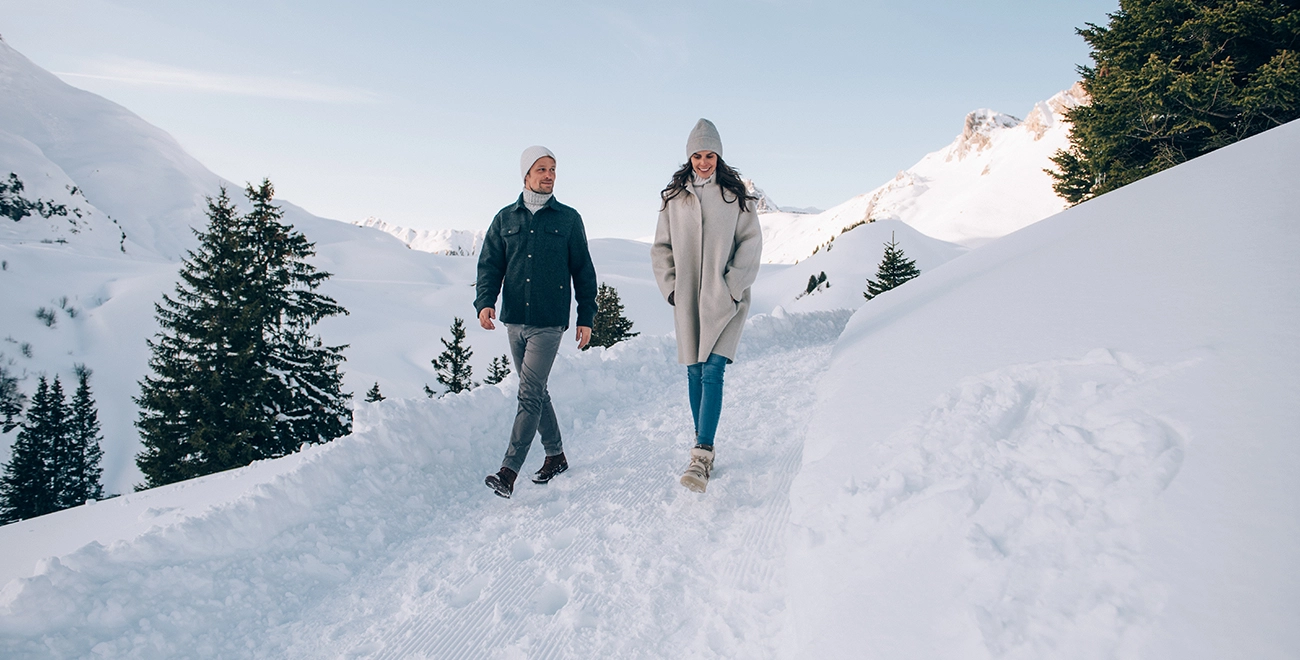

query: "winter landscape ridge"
xmin=2 ymin=35 xmax=1299 ymax=660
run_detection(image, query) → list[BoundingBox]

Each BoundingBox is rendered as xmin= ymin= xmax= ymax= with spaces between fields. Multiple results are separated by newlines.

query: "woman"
xmin=651 ymin=118 xmax=763 ymax=493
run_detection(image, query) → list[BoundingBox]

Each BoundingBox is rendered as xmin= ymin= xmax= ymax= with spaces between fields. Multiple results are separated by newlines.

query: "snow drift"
xmin=787 ymin=119 xmax=1300 ymax=658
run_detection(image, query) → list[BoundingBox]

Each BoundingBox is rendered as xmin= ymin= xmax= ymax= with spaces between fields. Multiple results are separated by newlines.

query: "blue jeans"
xmin=687 ymin=353 xmax=728 ymax=447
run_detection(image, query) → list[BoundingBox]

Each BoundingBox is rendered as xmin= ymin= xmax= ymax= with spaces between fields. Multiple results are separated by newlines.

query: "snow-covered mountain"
xmin=759 ymin=84 xmax=1086 ymax=263
xmin=352 ymin=217 xmax=483 ymax=256
xmin=743 ymin=178 xmax=820 ymax=215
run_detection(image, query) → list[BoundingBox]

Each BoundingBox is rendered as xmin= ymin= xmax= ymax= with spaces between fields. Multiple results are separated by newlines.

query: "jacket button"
xmin=526 ymin=278 xmax=530 ymax=282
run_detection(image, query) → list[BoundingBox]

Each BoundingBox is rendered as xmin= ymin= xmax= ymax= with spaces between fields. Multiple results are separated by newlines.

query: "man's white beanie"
xmin=686 ymin=119 xmax=723 ymax=159
xmin=520 ymin=145 xmax=556 ymax=181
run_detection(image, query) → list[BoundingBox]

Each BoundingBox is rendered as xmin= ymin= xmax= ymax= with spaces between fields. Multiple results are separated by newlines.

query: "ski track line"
xmin=295 ymin=341 xmax=834 ymax=660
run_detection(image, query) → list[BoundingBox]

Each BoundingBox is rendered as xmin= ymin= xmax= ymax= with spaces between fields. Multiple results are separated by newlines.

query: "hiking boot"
xmin=680 ymin=445 xmax=715 ymax=493
xmin=485 ymin=467 xmax=517 ymax=498
xmin=532 ymin=452 xmax=569 ymax=484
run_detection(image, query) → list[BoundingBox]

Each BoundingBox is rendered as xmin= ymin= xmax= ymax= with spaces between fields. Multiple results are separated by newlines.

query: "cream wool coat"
xmin=651 ymin=178 xmax=763 ymax=365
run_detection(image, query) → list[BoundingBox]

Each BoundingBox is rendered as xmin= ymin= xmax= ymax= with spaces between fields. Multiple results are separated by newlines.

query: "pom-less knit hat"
xmin=686 ymin=118 xmax=723 ymax=159
xmin=520 ymin=145 xmax=556 ymax=181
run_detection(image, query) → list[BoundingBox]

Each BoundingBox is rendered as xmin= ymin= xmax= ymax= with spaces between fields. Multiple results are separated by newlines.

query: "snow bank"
xmin=788 ymin=120 xmax=1300 ymax=658
xmin=750 ymin=219 xmax=967 ymax=317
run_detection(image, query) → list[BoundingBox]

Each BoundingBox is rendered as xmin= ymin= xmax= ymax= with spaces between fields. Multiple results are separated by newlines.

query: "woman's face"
xmin=691 ymin=151 xmax=717 ymax=179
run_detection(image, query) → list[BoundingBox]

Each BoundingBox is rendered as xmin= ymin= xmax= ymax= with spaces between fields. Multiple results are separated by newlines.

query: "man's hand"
xmin=576 ymin=326 xmax=591 ymax=349
xmin=478 ymin=307 xmax=497 ymax=330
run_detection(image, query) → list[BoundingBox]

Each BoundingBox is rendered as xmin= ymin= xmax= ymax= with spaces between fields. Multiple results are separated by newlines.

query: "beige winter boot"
xmin=680 ymin=445 xmax=715 ymax=493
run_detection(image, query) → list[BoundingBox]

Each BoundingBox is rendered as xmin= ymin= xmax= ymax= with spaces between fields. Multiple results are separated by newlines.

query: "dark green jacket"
xmin=475 ymin=194 xmax=598 ymax=328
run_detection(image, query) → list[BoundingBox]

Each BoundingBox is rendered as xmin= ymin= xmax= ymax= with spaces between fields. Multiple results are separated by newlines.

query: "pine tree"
xmin=63 ymin=366 xmax=104 ymax=506
xmin=804 ymin=271 xmax=829 ymax=296
xmin=864 ymin=233 xmax=921 ymax=300
xmin=0 ymin=363 xmax=24 ymax=433
xmin=135 ymin=181 xmax=351 ymax=490
xmin=364 ymin=382 xmax=385 ymax=402
xmin=431 ymin=317 xmax=476 ymax=395
xmin=484 ymin=354 xmax=511 ymax=385
xmin=0 ymin=376 xmax=65 ymax=522
xmin=243 ymin=181 xmax=351 ymax=458
xmin=587 ymin=282 xmax=639 ymax=350
xmin=1050 ymin=0 xmax=1300 ymax=204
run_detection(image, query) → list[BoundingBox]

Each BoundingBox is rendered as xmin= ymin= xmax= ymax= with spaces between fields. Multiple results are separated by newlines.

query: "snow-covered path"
xmin=0 ymin=311 xmax=850 ymax=659
xmin=282 ymin=334 xmax=836 ymax=659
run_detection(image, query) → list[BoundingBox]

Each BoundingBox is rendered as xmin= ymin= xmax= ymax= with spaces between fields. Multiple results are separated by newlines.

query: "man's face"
xmin=525 ymin=156 xmax=556 ymax=194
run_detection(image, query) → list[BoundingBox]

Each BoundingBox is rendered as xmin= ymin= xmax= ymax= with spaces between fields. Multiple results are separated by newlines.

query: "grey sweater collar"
xmin=523 ymin=188 xmax=553 ymax=213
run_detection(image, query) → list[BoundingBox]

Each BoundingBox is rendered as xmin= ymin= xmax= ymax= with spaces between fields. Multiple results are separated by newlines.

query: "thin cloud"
xmin=55 ymin=57 xmax=382 ymax=104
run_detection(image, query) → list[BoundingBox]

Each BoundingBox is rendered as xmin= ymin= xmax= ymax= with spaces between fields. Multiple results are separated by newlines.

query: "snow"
xmin=757 ymin=84 xmax=1085 ymax=263
xmin=787 ymin=119 xmax=1300 ymax=658
xmin=3 ymin=36 xmax=1299 ymax=659
xmin=351 ymin=217 xmax=484 ymax=256
xmin=0 ymin=312 xmax=852 ymax=658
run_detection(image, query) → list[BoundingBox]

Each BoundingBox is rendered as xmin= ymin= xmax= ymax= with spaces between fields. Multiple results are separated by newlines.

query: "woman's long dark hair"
xmin=659 ymin=156 xmax=757 ymax=212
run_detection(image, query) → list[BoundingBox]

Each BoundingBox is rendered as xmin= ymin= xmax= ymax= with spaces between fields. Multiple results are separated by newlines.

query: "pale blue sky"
xmin=2 ymin=1 xmax=1116 ymax=238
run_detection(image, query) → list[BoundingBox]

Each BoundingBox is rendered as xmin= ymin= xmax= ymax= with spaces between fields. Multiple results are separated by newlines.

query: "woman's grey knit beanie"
xmin=520 ymin=145 xmax=556 ymax=181
xmin=686 ymin=119 xmax=723 ymax=159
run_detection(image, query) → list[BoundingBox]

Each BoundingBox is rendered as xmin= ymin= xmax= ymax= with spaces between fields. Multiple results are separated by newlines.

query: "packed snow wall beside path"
xmin=787 ymin=120 xmax=1300 ymax=658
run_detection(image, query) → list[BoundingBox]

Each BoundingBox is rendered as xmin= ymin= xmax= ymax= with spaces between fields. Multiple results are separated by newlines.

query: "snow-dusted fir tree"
xmin=0 ymin=376 xmax=65 ymax=522
xmin=864 ymin=233 xmax=921 ymax=301
xmin=484 ymin=354 xmax=511 ymax=385
xmin=62 ymin=366 xmax=104 ymax=506
xmin=244 ymin=181 xmax=351 ymax=458
xmin=364 ymin=382 xmax=385 ymax=402
xmin=587 ymin=282 xmax=639 ymax=350
xmin=136 ymin=181 xmax=351 ymax=489
xmin=0 ymin=362 xmax=24 ymax=432
xmin=431 ymin=317 xmax=476 ymax=395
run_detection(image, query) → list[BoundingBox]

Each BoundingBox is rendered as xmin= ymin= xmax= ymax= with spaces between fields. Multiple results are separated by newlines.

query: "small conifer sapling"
xmin=864 ymin=232 xmax=921 ymax=301
xmin=485 ymin=355 xmax=511 ymax=385
xmin=432 ymin=317 xmax=476 ymax=395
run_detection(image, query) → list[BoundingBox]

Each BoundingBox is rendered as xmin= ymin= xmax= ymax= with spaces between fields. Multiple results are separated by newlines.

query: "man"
xmin=476 ymin=146 xmax=598 ymax=498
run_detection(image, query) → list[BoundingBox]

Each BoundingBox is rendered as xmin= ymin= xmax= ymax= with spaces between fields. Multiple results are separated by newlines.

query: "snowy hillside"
xmin=352 ymin=217 xmax=483 ymax=256
xmin=759 ymin=84 xmax=1085 ymax=263
xmin=0 ymin=40 xmax=671 ymax=494
xmin=788 ymin=120 xmax=1300 ymax=657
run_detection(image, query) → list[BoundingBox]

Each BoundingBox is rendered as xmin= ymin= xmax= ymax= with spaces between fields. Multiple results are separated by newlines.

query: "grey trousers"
xmin=501 ymin=324 xmax=564 ymax=473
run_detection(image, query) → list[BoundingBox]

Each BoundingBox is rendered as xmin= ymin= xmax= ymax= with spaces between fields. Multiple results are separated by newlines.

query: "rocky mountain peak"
xmin=948 ymin=109 xmax=1021 ymax=161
